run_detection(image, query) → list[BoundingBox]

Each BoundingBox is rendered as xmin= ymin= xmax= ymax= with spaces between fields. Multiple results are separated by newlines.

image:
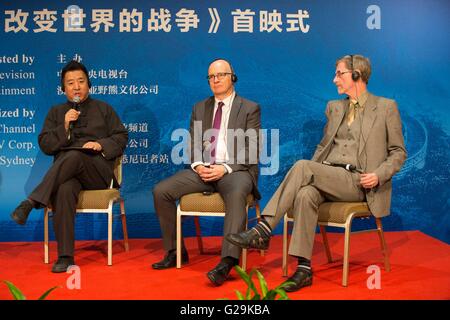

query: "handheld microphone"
xmin=322 ymin=161 xmax=362 ymax=173
xmin=202 ymin=140 xmax=211 ymax=167
xmin=69 ymin=96 xmax=81 ymax=131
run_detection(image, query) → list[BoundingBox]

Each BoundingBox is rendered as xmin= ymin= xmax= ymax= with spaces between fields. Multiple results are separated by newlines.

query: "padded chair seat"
xmin=77 ymin=189 xmax=120 ymax=209
xmin=179 ymin=193 xmax=255 ymax=213
xmin=176 ymin=192 xmax=262 ymax=270
xmin=283 ymin=201 xmax=390 ymax=286
xmin=318 ymin=202 xmax=370 ymax=224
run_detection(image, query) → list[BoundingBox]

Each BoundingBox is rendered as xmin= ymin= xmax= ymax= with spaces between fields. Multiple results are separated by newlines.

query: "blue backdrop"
xmin=0 ymin=0 xmax=449 ymax=244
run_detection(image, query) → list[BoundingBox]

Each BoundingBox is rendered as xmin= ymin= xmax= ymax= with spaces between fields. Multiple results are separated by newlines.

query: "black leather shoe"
xmin=152 ymin=249 xmax=189 ymax=270
xmin=283 ymin=267 xmax=313 ymax=292
xmin=226 ymin=227 xmax=270 ymax=250
xmin=51 ymin=256 xmax=75 ymax=273
xmin=207 ymin=261 xmax=234 ymax=286
xmin=10 ymin=200 xmax=33 ymax=225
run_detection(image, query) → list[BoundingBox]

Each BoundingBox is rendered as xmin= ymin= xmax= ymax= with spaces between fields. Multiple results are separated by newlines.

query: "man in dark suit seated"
xmin=10 ymin=61 xmax=128 ymax=273
xmin=227 ymin=54 xmax=407 ymax=291
xmin=152 ymin=59 xmax=261 ymax=286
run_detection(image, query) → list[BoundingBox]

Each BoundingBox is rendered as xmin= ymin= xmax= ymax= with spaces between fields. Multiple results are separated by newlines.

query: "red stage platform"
xmin=0 ymin=231 xmax=449 ymax=300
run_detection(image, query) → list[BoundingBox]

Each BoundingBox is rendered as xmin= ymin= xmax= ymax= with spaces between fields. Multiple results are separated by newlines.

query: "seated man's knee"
xmin=294 ymin=159 xmax=309 ymax=169
xmin=58 ymin=150 xmax=83 ymax=167
xmin=152 ymin=179 xmax=173 ymax=199
xmin=152 ymin=181 xmax=165 ymax=198
xmin=64 ymin=150 xmax=83 ymax=160
xmin=297 ymin=186 xmax=320 ymax=203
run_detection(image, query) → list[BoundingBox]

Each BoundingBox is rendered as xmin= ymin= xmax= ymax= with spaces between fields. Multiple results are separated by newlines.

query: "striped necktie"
xmin=347 ymin=101 xmax=360 ymax=126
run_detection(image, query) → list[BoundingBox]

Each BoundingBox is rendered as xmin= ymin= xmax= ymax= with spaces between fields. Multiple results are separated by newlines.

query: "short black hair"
xmin=60 ymin=60 xmax=91 ymax=92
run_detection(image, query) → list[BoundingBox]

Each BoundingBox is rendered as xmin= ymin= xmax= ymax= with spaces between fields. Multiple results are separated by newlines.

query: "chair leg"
xmin=241 ymin=248 xmax=247 ymax=271
xmin=282 ymin=215 xmax=289 ymax=277
xmin=255 ymin=202 xmax=261 ymax=221
xmin=375 ymin=218 xmax=391 ymax=272
xmin=120 ymin=199 xmax=129 ymax=252
xmin=255 ymin=203 xmax=265 ymax=257
xmin=320 ymin=225 xmax=333 ymax=263
xmin=342 ymin=222 xmax=352 ymax=287
xmin=44 ymin=208 xmax=49 ymax=264
xmin=176 ymin=206 xmax=182 ymax=269
xmin=240 ymin=208 xmax=250 ymax=271
xmin=108 ymin=208 xmax=113 ymax=266
xmin=194 ymin=216 xmax=204 ymax=254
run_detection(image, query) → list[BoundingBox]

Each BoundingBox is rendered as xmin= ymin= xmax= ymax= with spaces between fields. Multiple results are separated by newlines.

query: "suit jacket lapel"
xmin=227 ymin=94 xmax=242 ymax=130
xmin=203 ymin=97 xmax=215 ymax=133
xmin=314 ymin=100 xmax=346 ymax=161
xmin=359 ymin=93 xmax=378 ymax=156
xmin=329 ymin=100 xmax=347 ymax=140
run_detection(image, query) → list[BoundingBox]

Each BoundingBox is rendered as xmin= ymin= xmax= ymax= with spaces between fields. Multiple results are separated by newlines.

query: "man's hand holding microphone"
xmin=64 ymin=96 xmax=81 ymax=132
xmin=64 ymin=96 xmax=102 ymax=152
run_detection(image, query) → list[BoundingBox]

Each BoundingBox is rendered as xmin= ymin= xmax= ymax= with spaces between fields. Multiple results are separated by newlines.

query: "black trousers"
xmin=153 ymin=169 xmax=254 ymax=260
xmin=29 ymin=150 xmax=110 ymax=257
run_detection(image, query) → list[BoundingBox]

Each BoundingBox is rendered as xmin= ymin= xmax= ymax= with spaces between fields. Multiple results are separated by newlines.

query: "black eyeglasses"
xmin=207 ymin=72 xmax=232 ymax=81
xmin=335 ymin=70 xmax=352 ymax=78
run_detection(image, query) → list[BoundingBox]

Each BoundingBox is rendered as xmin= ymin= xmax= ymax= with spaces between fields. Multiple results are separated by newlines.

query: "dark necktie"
xmin=210 ymin=101 xmax=224 ymax=164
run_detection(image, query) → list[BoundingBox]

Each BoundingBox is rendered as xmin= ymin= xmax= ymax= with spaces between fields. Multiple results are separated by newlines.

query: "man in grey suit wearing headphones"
xmin=152 ymin=59 xmax=261 ymax=286
xmin=227 ymin=54 xmax=407 ymax=291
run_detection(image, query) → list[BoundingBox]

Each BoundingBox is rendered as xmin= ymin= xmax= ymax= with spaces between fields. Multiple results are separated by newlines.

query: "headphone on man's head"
xmin=208 ymin=58 xmax=238 ymax=83
xmin=349 ymin=55 xmax=361 ymax=82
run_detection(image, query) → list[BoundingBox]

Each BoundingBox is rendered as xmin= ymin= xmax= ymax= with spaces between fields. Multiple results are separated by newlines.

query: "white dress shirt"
xmin=191 ymin=91 xmax=235 ymax=174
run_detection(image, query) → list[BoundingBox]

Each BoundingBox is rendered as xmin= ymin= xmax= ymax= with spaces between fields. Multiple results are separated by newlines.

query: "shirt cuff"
xmin=222 ymin=163 xmax=232 ymax=174
xmin=191 ymin=161 xmax=204 ymax=172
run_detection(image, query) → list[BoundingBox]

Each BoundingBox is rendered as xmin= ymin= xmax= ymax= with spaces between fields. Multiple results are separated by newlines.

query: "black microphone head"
xmin=69 ymin=96 xmax=81 ymax=130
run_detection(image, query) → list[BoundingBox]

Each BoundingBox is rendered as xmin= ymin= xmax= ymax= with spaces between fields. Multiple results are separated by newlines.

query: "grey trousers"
xmin=153 ymin=169 xmax=253 ymax=260
xmin=262 ymin=160 xmax=365 ymax=259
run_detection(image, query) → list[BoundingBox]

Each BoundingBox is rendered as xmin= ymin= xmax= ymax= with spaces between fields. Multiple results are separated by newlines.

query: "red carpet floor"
xmin=0 ymin=231 xmax=449 ymax=300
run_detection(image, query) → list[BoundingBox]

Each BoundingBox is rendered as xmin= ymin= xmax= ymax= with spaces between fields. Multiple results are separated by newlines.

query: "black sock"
xmin=297 ymin=256 xmax=312 ymax=274
xmin=58 ymin=255 xmax=74 ymax=261
xmin=222 ymin=256 xmax=239 ymax=267
xmin=169 ymin=248 xmax=187 ymax=254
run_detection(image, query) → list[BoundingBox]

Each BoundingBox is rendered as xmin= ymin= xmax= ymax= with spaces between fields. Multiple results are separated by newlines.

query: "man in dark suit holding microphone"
xmin=10 ymin=60 xmax=128 ymax=273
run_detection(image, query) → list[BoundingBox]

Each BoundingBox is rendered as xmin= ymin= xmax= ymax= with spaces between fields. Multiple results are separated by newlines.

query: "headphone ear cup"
xmin=352 ymin=71 xmax=360 ymax=82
